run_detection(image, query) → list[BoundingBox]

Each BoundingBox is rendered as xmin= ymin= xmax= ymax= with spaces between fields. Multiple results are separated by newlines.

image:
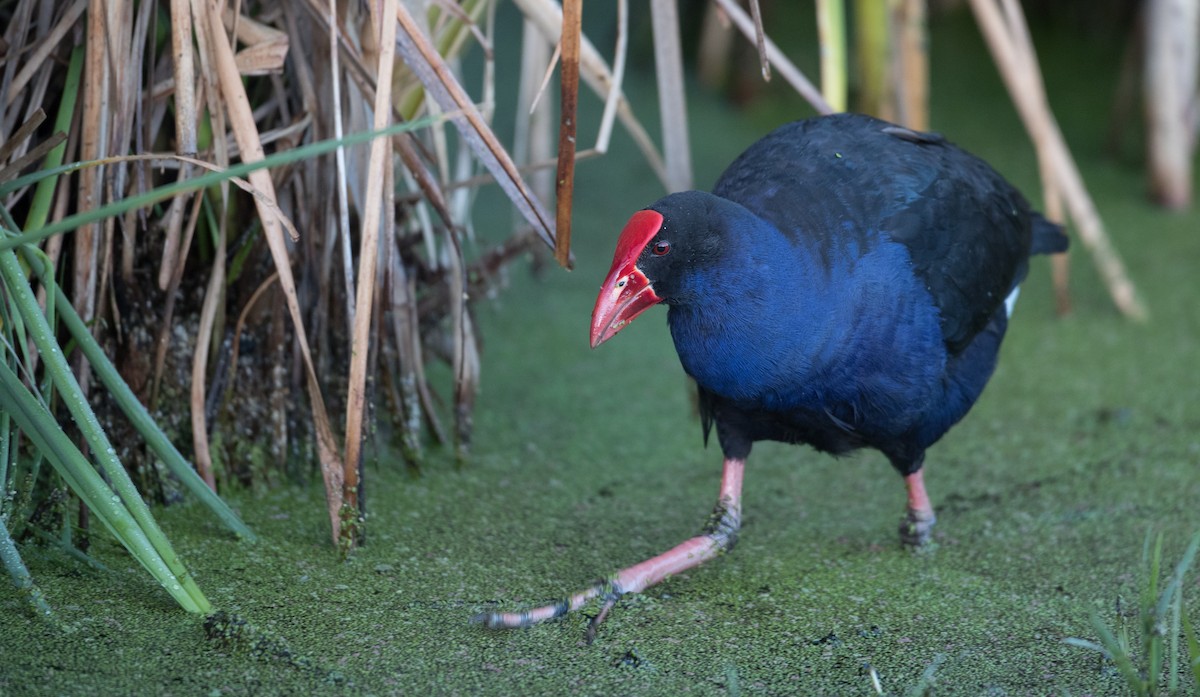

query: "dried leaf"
xmin=0 ymin=109 xmax=46 ymax=163
xmin=234 ymin=42 xmax=290 ymax=75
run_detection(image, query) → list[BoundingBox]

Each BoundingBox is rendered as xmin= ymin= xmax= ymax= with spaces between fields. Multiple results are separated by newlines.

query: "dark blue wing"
xmin=712 ymin=113 xmax=1037 ymax=354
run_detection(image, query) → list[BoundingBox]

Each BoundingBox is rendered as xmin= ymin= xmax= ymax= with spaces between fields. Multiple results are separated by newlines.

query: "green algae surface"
xmin=4 ymin=12 xmax=1200 ymax=696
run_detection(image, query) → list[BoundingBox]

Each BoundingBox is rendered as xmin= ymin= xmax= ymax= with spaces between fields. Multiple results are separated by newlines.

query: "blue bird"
xmin=476 ymin=113 xmax=1068 ymax=640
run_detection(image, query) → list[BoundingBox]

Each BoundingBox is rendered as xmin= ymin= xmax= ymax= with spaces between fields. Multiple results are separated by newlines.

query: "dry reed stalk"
xmin=711 ymin=0 xmax=835 ymax=115
xmin=386 ymin=212 xmax=426 ymax=468
xmin=117 ymin=0 xmax=153 ymax=282
xmin=185 ymin=0 xmax=231 ymax=493
xmin=0 ymin=1 xmax=36 ymax=134
xmin=651 ymin=0 xmax=693 ymax=192
xmin=160 ymin=0 xmax=199 ymax=292
xmin=221 ymin=6 xmax=289 ymax=75
xmin=816 ymin=0 xmax=848 ymax=113
xmin=395 ymin=4 xmax=557 ymax=253
xmin=1143 ymin=0 xmax=1198 ymax=209
xmin=343 ymin=0 xmax=401 ymax=546
xmin=894 ymin=0 xmax=928 ymax=131
xmin=0 ymin=115 xmax=66 ymax=184
xmin=97 ymin=0 xmax=131 ymax=311
xmin=324 ymin=0 xmax=356 ymax=333
xmin=515 ymin=18 xmax=554 ymax=204
xmin=554 ymin=0 xmax=581 ymax=266
xmin=169 ymin=0 xmax=198 ymax=156
xmin=748 ymin=0 xmax=770 ymax=81
xmin=697 ymin=2 xmax=734 ymax=88
xmin=0 ymin=111 xmax=46 ymax=164
xmin=853 ymin=0 xmax=892 ymax=120
xmin=596 ymin=0 xmax=628 ymax=158
xmin=1035 ymin=139 xmax=1071 ymax=316
xmin=76 ymin=0 xmax=111 ymax=398
xmin=188 ymin=194 xmax=225 ymax=492
xmin=228 ymin=273 xmax=281 ymax=397
xmin=504 ymin=0 xmax=625 ymax=178
xmin=512 ymin=0 xmax=668 ymax=186
xmin=4 ymin=0 xmax=86 ymax=108
xmin=391 ymin=5 xmax=484 ymax=461
xmin=969 ymin=0 xmax=1147 ymax=320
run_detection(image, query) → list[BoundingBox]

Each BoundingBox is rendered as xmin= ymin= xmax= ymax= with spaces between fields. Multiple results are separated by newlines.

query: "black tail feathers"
xmin=1030 ymin=214 xmax=1069 ymax=256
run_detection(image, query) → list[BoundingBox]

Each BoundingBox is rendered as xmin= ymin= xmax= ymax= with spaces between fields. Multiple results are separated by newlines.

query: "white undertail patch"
xmin=1004 ymin=287 xmax=1021 ymax=318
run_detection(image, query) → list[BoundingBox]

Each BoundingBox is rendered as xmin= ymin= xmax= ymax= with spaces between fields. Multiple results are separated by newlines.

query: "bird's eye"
xmin=652 ymin=241 xmax=671 ymax=256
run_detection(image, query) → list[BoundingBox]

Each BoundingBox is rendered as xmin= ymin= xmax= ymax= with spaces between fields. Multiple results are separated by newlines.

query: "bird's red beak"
xmin=590 ymin=210 xmax=665 ymax=348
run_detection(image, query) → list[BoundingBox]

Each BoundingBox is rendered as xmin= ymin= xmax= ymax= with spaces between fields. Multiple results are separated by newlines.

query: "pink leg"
xmin=473 ymin=457 xmax=746 ymax=642
xmin=899 ymin=468 xmax=937 ymax=546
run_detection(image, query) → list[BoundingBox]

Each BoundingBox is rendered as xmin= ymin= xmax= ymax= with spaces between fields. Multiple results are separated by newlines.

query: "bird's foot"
xmin=470 ymin=528 xmax=733 ymax=643
xmin=473 ymin=459 xmax=746 ymax=642
xmin=899 ymin=507 xmax=937 ymax=548
xmin=472 ymin=500 xmax=741 ymax=642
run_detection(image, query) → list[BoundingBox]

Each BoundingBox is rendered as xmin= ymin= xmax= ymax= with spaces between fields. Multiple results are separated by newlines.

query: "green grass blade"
xmin=17 ymin=245 xmax=255 ymax=541
xmin=1169 ymin=580 xmax=1181 ymax=693
xmin=1158 ymin=530 xmax=1200 ymax=693
xmin=22 ymin=45 xmax=82 ymax=234
xmin=0 ymin=258 xmax=36 ymax=393
xmin=723 ymin=663 xmax=740 ymax=697
xmin=0 ymin=312 xmax=10 ymax=499
xmin=1090 ymin=610 xmax=1147 ymax=692
xmin=1183 ymin=608 xmax=1200 ymax=689
xmin=0 ymin=247 xmax=209 ymax=612
xmin=1145 ymin=530 xmax=1163 ymax=621
xmin=1156 ymin=530 xmax=1200 ymax=621
xmin=1062 ymin=637 xmax=1111 ymax=656
xmin=905 ymin=653 xmax=946 ymax=697
xmin=0 ymin=360 xmax=205 ymax=613
xmin=0 ymin=391 xmax=10 ymax=504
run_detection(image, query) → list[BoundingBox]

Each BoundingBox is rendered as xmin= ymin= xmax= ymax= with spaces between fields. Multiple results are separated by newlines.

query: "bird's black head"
xmin=590 ymin=191 xmax=728 ymax=348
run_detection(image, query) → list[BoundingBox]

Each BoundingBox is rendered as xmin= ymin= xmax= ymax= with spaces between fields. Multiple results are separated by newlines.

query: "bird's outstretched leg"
xmin=899 ymin=467 xmax=936 ymax=547
xmin=472 ymin=457 xmax=745 ymax=642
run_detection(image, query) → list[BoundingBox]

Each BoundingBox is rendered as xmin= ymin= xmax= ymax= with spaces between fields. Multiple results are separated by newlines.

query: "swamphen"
xmin=475 ymin=113 xmax=1067 ymax=640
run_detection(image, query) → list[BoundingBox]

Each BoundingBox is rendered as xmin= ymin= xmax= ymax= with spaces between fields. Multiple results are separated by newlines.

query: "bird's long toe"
xmin=470 ymin=581 xmax=612 ymax=633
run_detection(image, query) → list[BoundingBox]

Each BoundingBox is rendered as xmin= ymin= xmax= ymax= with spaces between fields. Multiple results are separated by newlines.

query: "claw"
xmin=585 ymin=590 xmax=622 ymax=644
